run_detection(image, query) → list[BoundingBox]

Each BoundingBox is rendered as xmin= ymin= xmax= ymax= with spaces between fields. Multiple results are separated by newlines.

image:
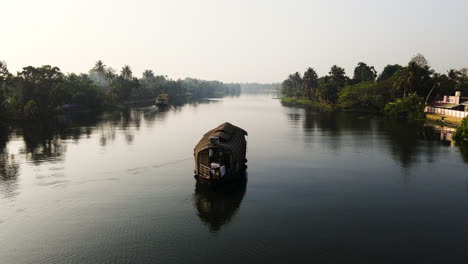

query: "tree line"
xmin=0 ymin=60 xmax=240 ymax=122
xmin=281 ymin=54 xmax=468 ymax=119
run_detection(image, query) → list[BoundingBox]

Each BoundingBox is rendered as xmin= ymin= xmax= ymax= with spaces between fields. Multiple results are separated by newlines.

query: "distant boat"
xmin=155 ymin=94 xmax=169 ymax=106
xmin=194 ymin=122 xmax=248 ymax=185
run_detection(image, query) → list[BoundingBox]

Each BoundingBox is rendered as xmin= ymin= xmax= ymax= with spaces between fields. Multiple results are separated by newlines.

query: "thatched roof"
xmin=194 ymin=122 xmax=247 ymax=156
xmin=156 ymin=94 xmax=169 ymax=99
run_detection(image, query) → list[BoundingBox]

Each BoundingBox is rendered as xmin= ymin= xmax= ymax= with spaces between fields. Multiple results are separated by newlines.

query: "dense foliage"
xmin=280 ymin=54 xmax=468 ymax=119
xmin=453 ymin=117 xmax=468 ymax=143
xmin=0 ymin=60 xmax=240 ymax=122
xmin=383 ymin=94 xmax=426 ymax=120
xmin=338 ymin=80 xmax=394 ymax=112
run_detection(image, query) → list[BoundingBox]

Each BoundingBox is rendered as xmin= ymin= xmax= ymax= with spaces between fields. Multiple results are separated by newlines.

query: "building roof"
xmin=194 ymin=122 xmax=247 ymax=160
xmin=156 ymin=94 xmax=169 ymax=99
xmin=435 ymin=103 xmax=457 ymax=109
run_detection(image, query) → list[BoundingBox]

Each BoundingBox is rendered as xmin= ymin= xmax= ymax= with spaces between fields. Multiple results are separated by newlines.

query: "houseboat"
xmin=194 ymin=122 xmax=248 ymax=185
xmin=155 ymin=94 xmax=169 ymax=106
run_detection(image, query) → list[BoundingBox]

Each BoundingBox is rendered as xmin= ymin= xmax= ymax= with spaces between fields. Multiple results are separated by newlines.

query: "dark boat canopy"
xmin=194 ymin=122 xmax=247 ymax=162
xmin=156 ymin=94 xmax=169 ymax=100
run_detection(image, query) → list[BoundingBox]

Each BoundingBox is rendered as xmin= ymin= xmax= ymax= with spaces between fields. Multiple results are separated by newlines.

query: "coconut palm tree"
xmin=303 ymin=67 xmax=318 ymax=99
xmin=121 ymin=65 xmax=132 ymax=80
xmin=104 ymin=67 xmax=116 ymax=89
xmin=394 ymin=64 xmax=418 ymax=98
xmin=142 ymin=70 xmax=155 ymax=79
xmin=92 ymin=60 xmax=106 ymax=74
xmin=448 ymin=69 xmax=461 ymax=83
xmin=425 ymin=73 xmax=441 ymax=104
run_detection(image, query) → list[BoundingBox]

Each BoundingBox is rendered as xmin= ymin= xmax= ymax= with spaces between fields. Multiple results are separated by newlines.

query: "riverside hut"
xmin=194 ymin=122 xmax=248 ymax=184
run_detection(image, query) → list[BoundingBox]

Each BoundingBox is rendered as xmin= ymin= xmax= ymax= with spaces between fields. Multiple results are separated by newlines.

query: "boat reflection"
xmin=192 ymin=178 xmax=247 ymax=233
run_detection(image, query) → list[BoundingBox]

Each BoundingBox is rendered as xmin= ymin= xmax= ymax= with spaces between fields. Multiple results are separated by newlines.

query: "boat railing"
xmin=199 ymin=164 xmax=211 ymax=179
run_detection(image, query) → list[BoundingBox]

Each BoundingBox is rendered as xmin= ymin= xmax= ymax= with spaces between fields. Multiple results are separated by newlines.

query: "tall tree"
xmin=317 ymin=76 xmax=339 ymax=104
xmin=0 ymin=61 xmax=17 ymax=120
xmin=62 ymin=73 xmax=103 ymax=108
xmin=378 ymin=64 xmax=403 ymax=81
xmin=92 ymin=60 xmax=106 ymax=73
xmin=142 ymin=70 xmax=155 ymax=79
xmin=104 ymin=67 xmax=116 ymax=90
xmin=393 ymin=67 xmax=414 ymax=98
xmin=448 ymin=69 xmax=462 ymax=82
xmin=425 ymin=73 xmax=441 ymax=103
xmin=280 ymin=72 xmax=303 ymax=97
xmin=121 ymin=65 xmax=133 ymax=80
xmin=303 ymin=67 xmax=318 ymax=99
xmin=89 ymin=60 xmax=108 ymax=88
xmin=394 ymin=61 xmax=433 ymax=98
xmin=0 ymin=60 xmax=12 ymax=84
xmin=353 ymin=62 xmax=377 ymax=83
xmin=410 ymin=53 xmax=429 ymax=68
xmin=17 ymin=65 xmax=64 ymax=117
xmin=329 ymin=65 xmax=348 ymax=88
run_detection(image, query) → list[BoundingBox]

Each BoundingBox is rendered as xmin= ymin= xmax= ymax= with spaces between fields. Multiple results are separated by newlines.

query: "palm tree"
xmin=290 ymin=72 xmax=302 ymax=96
xmin=142 ymin=70 xmax=155 ymax=79
xmin=394 ymin=67 xmax=415 ymax=98
xmin=104 ymin=67 xmax=116 ymax=90
xmin=303 ymin=67 xmax=318 ymax=99
xmin=92 ymin=60 xmax=106 ymax=74
xmin=329 ymin=65 xmax=347 ymax=87
xmin=448 ymin=69 xmax=461 ymax=82
xmin=121 ymin=65 xmax=132 ymax=80
xmin=0 ymin=60 xmax=12 ymax=84
xmin=425 ymin=73 xmax=441 ymax=104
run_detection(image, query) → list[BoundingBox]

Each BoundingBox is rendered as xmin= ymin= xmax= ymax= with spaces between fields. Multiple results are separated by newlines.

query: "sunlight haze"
xmin=2 ymin=0 xmax=468 ymax=82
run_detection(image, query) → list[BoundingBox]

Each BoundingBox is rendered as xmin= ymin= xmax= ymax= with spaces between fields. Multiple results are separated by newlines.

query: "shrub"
xmin=453 ymin=116 xmax=468 ymax=143
xmin=338 ymin=81 xmax=385 ymax=112
xmin=384 ymin=94 xmax=425 ymax=120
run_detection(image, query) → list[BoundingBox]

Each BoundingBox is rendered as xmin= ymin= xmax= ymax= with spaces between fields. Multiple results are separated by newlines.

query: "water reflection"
xmin=0 ymin=98 xmax=225 ymax=197
xmin=0 ymin=127 xmax=19 ymax=198
xmin=459 ymin=145 xmax=468 ymax=163
xmin=20 ymin=123 xmax=68 ymax=164
xmin=192 ymin=179 xmax=247 ymax=233
xmin=283 ymin=105 xmax=468 ymax=168
xmin=13 ymin=106 xmax=173 ymax=162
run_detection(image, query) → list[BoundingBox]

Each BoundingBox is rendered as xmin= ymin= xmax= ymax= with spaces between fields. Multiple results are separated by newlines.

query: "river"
xmin=1 ymin=93 xmax=468 ymax=263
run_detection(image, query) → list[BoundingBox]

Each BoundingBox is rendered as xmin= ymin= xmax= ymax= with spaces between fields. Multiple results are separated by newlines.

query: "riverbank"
xmin=281 ymin=97 xmax=317 ymax=106
xmin=425 ymin=113 xmax=463 ymax=128
xmin=280 ymin=97 xmax=334 ymax=111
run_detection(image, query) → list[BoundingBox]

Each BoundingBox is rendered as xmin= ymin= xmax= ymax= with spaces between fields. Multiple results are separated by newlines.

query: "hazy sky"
xmin=1 ymin=0 xmax=468 ymax=83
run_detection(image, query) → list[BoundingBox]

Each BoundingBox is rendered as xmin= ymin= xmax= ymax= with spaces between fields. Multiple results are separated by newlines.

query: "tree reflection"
xmin=141 ymin=106 xmax=169 ymax=126
xmin=193 ymin=179 xmax=247 ymax=233
xmin=458 ymin=145 xmax=468 ymax=164
xmin=8 ymin=97 xmax=219 ymax=164
xmin=282 ymin=103 xmax=468 ymax=169
xmin=382 ymin=121 xmax=468 ymax=168
xmin=20 ymin=123 xmax=67 ymax=164
xmin=0 ymin=126 xmax=19 ymax=198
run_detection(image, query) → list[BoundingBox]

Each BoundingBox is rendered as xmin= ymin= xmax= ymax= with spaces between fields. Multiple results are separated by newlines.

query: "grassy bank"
xmin=281 ymin=97 xmax=334 ymax=110
xmin=281 ymin=97 xmax=316 ymax=106
xmin=426 ymin=113 xmax=463 ymax=128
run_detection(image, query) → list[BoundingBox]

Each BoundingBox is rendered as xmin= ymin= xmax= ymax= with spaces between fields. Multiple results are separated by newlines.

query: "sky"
xmin=1 ymin=0 xmax=468 ymax=83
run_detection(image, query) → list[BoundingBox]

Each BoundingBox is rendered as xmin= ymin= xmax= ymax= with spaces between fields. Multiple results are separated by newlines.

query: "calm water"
xmin=1 ymin=94 xmax=468 ymax=263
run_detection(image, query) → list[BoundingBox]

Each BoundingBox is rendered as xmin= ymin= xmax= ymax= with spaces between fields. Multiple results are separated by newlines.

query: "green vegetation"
xmin=280 ymin=54 xmax=468 ymax=119
xmin=281 ymin=97 xmax=318 ymax=107
xmin=0 ymin=60 xmax=240 ymax=123
xmin=454 ymin=117 xmax=468 ymax=143
xmin=383 ymin=94 xmax=425 ymax=120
